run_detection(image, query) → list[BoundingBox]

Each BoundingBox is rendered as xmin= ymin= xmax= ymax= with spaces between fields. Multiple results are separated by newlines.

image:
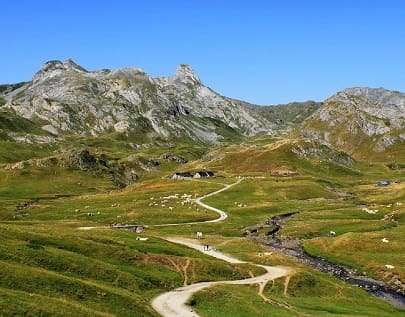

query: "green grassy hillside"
xmin=0 ymin=135 xmax=404 ymax=316
xmin=0 ymin=223 xmax=262 ymax=316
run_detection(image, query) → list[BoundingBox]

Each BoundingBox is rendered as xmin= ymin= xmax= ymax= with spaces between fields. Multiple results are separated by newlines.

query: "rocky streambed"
xmin=246 ymin=212 xmax=405 ymax=310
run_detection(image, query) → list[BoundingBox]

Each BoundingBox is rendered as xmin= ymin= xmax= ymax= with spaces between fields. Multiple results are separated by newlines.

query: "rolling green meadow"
xmin=0 ymin=136 xmax=404 ymax=316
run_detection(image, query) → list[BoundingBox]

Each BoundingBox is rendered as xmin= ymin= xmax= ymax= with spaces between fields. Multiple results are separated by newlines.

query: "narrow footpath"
xmin=78 ymin=179 xmax=242 ymax=231
xmin=151 ymin=238 xmax=290 ymax=317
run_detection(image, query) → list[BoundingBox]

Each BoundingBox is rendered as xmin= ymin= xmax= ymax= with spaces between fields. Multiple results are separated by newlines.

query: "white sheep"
xmin=384 ymin=264 xmax=395 ymax=269
xmin=329 ymin=231 xmax=336 ymax=237
xmin=381 ymin=238 xmax=389 ymax=243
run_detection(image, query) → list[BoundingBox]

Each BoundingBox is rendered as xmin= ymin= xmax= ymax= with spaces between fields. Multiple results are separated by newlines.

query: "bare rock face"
xmin=3 ymin=59 xmax=274 ymax=143
xmin=291 ymin=140 xmax=355 ymax=166
xmin=301 ymin=87 xmax=405 ymax=158
xmin=327 ymin=88 xmax=405 ymax=131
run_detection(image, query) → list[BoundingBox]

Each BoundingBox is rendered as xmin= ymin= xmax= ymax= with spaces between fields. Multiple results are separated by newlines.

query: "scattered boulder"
xmin=160 ymin=153 xmax=188 ymax=164
xmin=61 ymin=149 xmax=138 ymax=188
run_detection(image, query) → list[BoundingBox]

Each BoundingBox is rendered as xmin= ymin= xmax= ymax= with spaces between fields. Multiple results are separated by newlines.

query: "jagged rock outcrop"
xmin=291 ymin=140 xmax=355 ymax=166
xmin=62 ymin=149 xmax=138 ymax=187
xmin=3 ymin=59 xmax=275 ymax=143
xmin=159 ymin=153 xmax=188 ymax=164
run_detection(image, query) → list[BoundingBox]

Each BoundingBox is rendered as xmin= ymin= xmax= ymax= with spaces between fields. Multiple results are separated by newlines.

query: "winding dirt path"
xmin=151 ymin=179 xmax=290 ymax=317
xmin=77 ymin=178 xmax=291 ymax=316
xmin=78 ymin=179 xmax=241 ymax=231
xmin=150 ymin=178 xmax=242 ymax=227
xmin=151 ymin=238 xmax=290 ymax=317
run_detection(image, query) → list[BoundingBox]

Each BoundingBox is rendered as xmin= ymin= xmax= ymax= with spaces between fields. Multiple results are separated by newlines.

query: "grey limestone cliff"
xmin=3 ymin=60 xmax=275 ymax=143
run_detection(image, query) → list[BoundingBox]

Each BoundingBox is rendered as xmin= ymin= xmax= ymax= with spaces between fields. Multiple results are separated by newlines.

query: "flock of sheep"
xmin=147 ymin=193 xmax=201 ymax=212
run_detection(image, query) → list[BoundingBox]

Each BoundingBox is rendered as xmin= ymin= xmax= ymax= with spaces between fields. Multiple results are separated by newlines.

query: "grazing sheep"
xmin=384 ymin=264 xmax=395 ymax=269
xmin=381 ymin=238 xmax=389 ymax=243
xmin=75 ymin=209 xmax=80 ymax=212
xmin=87 ymin=212 xmax=94 ymax=217
xmin=169 ymin=207 xmax=173 ymax=211
xmin=329 ymin=231 xmax=336 ymax=237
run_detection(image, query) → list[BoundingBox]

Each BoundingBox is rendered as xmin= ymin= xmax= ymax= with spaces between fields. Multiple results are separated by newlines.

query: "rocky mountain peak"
xmin=328 ymin=87 xmax=405 ymax=106
xmin=301 ymin=87 xmax=405 ymax=158
xmin=172 ymin=64 xmax=201 ymax=85
xmin=63 ymin=59 xmax=88 ymax=73
xmin=33 ymin=59 xmax=87 ymax=83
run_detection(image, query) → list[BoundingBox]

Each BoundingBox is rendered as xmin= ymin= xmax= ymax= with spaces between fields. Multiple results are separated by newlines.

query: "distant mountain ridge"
xmin=0 ymin=60 xmax=404 ymax=162
xmin=1 ymin=59 xmax=277 ymax=143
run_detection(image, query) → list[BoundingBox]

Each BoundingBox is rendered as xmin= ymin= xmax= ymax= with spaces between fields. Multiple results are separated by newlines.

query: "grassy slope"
xmin=0 ymin=111 xmax=58 ymax=163
xmin=302 ymin=108 xmax=405 ymax=163
xmin=190 ymin=144 xmax=405 ymax=283
xmin=0 ymin=224 xmax=263 ymax=317
xmin=192 ymin=271 xmax=403 ymax=317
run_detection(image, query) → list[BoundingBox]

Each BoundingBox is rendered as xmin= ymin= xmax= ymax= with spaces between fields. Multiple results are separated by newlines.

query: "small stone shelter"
xmin=172 ymin=172 xmax=194 ymax=180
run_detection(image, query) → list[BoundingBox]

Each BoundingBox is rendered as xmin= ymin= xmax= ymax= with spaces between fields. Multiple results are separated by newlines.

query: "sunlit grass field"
xmin=1 ymin=136 xmax=404 ymax=316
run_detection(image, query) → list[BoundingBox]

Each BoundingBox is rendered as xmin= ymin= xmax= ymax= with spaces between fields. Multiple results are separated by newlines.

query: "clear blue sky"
xmin=2 ymin=0 xmax=405 ymax=104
